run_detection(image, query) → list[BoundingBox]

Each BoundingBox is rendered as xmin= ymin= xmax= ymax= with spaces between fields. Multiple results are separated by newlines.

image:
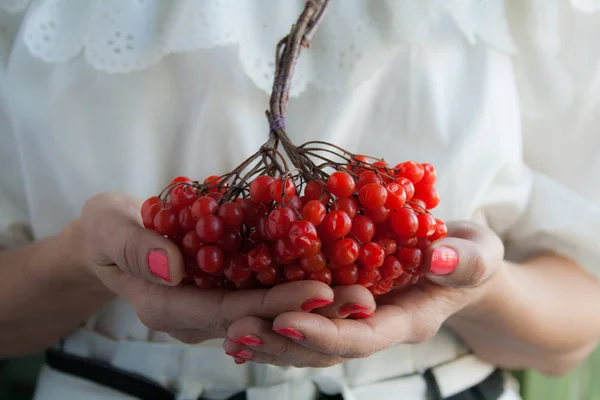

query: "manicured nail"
xmin=430 ymin=246 xmax=458 ymax=276
xmin=230 ymin=335 xmax=262 ymax=347
xmin=148 ymin=250 xmax=170 ymax=282
xmin=348 ymin=311 xmax=374 ymax=319
xmin=234 ymin=358 xmax=247 ymax=365
xmin=225 ymin=350 xmax=253 ymax=359
xmin=301 ymin=297 xmax=333 ymax=311
xmin=339 ymin=303 xmax=371 ymax=317
xmin=273 ymin=327 xmax=305 ymax=341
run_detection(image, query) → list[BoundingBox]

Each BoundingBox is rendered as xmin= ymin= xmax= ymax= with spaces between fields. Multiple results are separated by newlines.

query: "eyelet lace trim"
xmin=4 ymin=0 xmax=520 ymax=97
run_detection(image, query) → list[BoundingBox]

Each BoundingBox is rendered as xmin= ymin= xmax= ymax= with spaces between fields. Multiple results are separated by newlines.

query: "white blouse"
xmin=1 ymin=1 xmax=599 ymax=399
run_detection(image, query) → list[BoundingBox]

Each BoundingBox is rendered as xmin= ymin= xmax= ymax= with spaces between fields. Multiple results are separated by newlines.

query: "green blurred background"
xmin=1 ymin=346 xmax=599 ymax=399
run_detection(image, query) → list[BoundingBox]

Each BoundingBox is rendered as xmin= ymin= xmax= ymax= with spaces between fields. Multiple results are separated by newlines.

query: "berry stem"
xmin=267 ymin=0 xmax=329 ymax=141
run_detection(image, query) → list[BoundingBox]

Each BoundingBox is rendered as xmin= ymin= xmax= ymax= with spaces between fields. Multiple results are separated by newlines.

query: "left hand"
xmin=222 ymin=221 xmax=507 ymax=367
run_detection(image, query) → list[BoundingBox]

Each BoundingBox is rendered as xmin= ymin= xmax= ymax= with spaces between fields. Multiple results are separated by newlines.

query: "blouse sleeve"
xmin=480 ymin=0 xmax=600 ymax=278
xmin=0 ymin=100 xmax=31 ymax=248
xmin=0 ymin=8 xmax=31 ymax=249
xmin=495 ymin=151 xmax=600 ymax=279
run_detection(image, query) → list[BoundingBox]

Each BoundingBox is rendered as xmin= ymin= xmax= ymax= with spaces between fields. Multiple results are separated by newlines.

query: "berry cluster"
xmin=141 ymin=160 xmax=446 ymax=296
xmin=140 ymin=0 xmax=447 ymax=296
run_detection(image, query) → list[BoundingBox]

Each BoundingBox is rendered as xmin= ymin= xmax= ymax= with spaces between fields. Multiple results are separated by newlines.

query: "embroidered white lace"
xmin=3 ymin=0 xmax=520 ymax=96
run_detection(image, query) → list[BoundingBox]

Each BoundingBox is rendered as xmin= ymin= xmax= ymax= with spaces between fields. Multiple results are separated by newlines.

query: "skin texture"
xmin=0 ymin=193 xmax=599 ymax=379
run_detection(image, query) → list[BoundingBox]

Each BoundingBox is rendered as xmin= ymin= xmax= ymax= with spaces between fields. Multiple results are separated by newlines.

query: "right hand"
xmin=72 ymin=192 xmax=342 ymax=344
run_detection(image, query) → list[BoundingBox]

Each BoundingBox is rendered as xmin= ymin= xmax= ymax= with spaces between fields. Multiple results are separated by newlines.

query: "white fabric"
xmin=2 ymin=0 xmax=518 ymax=96
xmin=1 ymin=0 xmax=600 ymax=398
xmin=34 ymin=329 xmax=508 ymax=400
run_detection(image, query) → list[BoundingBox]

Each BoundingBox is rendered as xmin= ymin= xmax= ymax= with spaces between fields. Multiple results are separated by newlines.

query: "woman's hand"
xmin=76 ymin=192 xmax=355 ymax=344
xmin=222 ymin=221 xmax=506 ymax=366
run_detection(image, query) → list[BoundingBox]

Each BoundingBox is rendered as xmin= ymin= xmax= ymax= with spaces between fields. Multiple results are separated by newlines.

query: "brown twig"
xmin=268 ymin=0 xmax=330 ymax=138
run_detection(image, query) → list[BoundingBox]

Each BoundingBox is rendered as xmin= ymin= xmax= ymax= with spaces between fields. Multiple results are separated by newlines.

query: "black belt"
xmin=45 ymin=349 xmax=504 ymax=400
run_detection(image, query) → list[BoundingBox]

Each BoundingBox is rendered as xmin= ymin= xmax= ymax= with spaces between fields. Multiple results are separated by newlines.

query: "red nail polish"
xmin=148 ymin=250 xmax=170 ymax=282
xmin=234 ymin=358 xmax=247 ymax=365
xmin=301 ymin=297 xmax=333 ymax=311
xmin=430 ymin=246 xmax=458 ymax=275
xmin=273 ymin=327 xmax=305 ymax=341
xmin=231 ymin=335 xmax=262 ymax=347
xmin=348 ymin=311 xmax=374 ymax=319
xmin=339 ymin=303 xmax=371 ymax=317
xmin=225 ymin=350 xmax=253 ymax=359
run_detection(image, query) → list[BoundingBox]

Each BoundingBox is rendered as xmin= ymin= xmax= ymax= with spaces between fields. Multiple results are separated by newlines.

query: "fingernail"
xmin=339 ymin=303 xmax=371 ymax=317
xmin=301 ymin=297 xmax=333 ymax=311
xmin=225 ymin=350 xmax=253 ymax=359
xmin=234 ymin=358 xmax=247 ymax=365
xmin=430 ymin=246 xmax=458 ymax=276
xmin=230 ymin=335 xmax=262 ymax=347
xmin=273 ymin=327 xmax=305 ymax=341
xmin=148 ymin=250 xmax=170 ymax=282
xmin=348 ymin=311 xmax=374 ymax=319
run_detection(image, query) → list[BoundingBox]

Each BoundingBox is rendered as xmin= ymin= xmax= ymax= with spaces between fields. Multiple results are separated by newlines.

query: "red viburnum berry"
xmin=307 ymin=267 xmax=332 ymax=285
xmin=358 ymin=242 xmax=385 ymax=270
xmin=322 ymin=210 xmax=352 ymax=239
xmin=327 ymin=171 xmax=355 ymax=198
xmin=250 ymin=175 xmax=275 ymax=203
xmin=302 ymin=200 xmax=326 ymax=226
xmin=142 ymin=196 xmax=162 ymax=229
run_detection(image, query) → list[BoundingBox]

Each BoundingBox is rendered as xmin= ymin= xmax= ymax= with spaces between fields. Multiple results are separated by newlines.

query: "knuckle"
xmin=272 ymin=337 xmax=294 ymax=358
xmin=465 ymin=251 xmax=488 ymax=287
xmin=122 ymin=227 xmax=145 ymax=276
xmin=228 ymin=316 xmax=264 ymax=338
xmin=81 ymin=195 xmax=102 ymax=219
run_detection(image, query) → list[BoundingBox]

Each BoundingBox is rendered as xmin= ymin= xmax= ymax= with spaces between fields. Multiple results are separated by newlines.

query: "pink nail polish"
xmin=231 ymin=335 xmax=263 ymax=347
xmin=234 ymin=358 xmax=247 ymax=365
xmin=301 ymin=297 xmax=333 ymax=311
xmin=273 ymin=327 xmax=305 ymax=341
xmin=226 ymin=350 xmax=253 ymax=359
xmin=348 ymin=311 xmax=374 ymax=319
xmin=339 ymin=303 xmax=371 ymax=317
xmin=430 ymin=246 xmax=458 ymax=276
xmin=148 ymin=250 xmax=170 ymax=282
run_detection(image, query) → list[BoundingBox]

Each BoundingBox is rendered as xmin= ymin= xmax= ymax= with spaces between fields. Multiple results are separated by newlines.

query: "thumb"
xmin=422 ymin=221 xmax=504 ymax=288
xmin=84 ymin=193 xmax=185 ymax=286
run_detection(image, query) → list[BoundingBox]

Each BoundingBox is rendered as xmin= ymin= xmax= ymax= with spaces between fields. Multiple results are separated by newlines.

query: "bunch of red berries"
xmin=140 ymin=1 xmax=447 ymax=296
xmin=141 ymin=159 xmax=446 ymax=296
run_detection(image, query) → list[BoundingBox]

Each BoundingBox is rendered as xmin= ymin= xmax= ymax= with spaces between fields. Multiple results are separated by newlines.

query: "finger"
xmin=312 ymin=285 xmax=376 ymax=318
xmin=218 ymin=280 xmax=334 ymax=325
xmin=422 ymin=221 xmax=504 ymax=288
xmin=83 ymin=193 xmax=185 ymax=285
xmin=225 ymin=317 xmax=344 ymax=367
xmin=100 ymin=267 xmax=335 ymax=334
xmin=223 ymin=338 xmax=282 ymax=366
xmin=93 ymin=267 xmax=218 ymax=334
xmin=272 ymin=305 xmax=445 ymax=359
